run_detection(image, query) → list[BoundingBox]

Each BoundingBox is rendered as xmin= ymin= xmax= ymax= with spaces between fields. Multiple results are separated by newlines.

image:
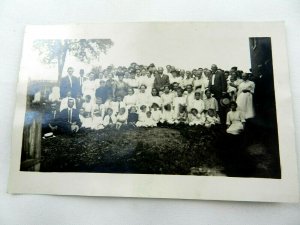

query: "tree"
xmin=33 ymin=39 xmax=113 ymax=81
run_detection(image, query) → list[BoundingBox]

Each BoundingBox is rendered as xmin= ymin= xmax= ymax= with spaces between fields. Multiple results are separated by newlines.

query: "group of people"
xmin=38 ymin=63 xmax=255 ymax=135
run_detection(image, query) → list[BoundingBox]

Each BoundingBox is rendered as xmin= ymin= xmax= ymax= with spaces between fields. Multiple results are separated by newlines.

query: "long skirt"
xmin=236 ymin=92 xmax=254 ymax=119
xmin=226 ymin=121 xmax=244 ymax=135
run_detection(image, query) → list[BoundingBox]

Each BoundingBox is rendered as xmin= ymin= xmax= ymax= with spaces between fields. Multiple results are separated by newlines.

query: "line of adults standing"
xmin=58 ymin=63 xmax=254 ymax=127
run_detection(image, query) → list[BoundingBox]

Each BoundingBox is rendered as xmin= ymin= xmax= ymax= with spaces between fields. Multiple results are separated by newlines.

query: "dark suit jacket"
xmin=42 ymin=110 xmax=58 ymax=133
xmin=154 ymin=74 xmax=170 ymax=91
xmin=60 ymin=75 xmax=80 ymax=98
xmin=208 ymin=73 xmax=227 ymax=100
xmin=95 ymin=86 xmax=109 ymax=103
xmin=58 ymin=108 xmax=82 ymax=128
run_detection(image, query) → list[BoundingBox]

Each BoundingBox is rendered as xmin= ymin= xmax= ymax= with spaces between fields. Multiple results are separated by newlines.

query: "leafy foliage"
xmin=33 ymin=39 xmax=113 ymax=79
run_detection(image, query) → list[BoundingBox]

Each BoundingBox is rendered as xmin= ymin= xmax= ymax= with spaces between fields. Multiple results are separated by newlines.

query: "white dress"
xmin=161 ymin=110 xmax=175 ymax=124
xmin=188 ymin=113 xmax=205 ymax=126
xmin=148 ymin=96 xmax=162 ymax=108
xmin=123 ymin=94 xmax=138 ymax=110
xmin=189 ymin=99 xmax=205 ymax=114
xmin=161 ymin=93 xmax=174 ymax=107
xmin=173 ymin=96 xmax=187 ymax=115
xmin=236 ymin=80 xmax=255 ymax=119
xmin=92 ymin=104 xmax=105 ymax=130
xmin=226 ymin=110 xmax=246 ymax=135
xmin=136 ymin=112 xmax=147 ymax=127
xmin=205 ymin=115 xmax=220 ymax=128
xmin=151 ymin=110 xmax=162 ymax=122
xmin=82 ymin=80 xmax=96 ymax=99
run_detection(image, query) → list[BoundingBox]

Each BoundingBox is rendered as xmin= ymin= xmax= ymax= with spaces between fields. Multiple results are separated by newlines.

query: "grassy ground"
xmin=40 ymin=123 xmax=281 ymax=178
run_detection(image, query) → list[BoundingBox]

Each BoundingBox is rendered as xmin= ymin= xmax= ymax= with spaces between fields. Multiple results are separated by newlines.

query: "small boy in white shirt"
xmin=103 ymin=108 xmax=117 ymax=128
xmin=116 ymin=107 xmax=128 ymax=130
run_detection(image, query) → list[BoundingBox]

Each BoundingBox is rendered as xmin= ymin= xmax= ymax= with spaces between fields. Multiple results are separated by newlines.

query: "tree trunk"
xmin=57 ymin=40 xmax=69 ymax=83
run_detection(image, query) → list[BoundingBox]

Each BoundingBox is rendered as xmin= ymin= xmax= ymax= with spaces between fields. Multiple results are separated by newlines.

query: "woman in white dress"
xmin=82 ymin=73 xmax=97 ymax=101
xmin=236 ymin=73 xmax=255 ymax=119
xmin=123 ymin=88 xmax=138 ymax=110
xmin=148 ymin=88 xmax=162 ymax=109
xmin=226 ymin=101 xmax=246 ymax=135
xmin=136 ymin=85 xmax=150 ymax=109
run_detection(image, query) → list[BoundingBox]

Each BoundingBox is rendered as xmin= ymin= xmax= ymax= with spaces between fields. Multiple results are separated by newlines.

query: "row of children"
xmin=80 ymin=103 xmax=220 ymax=130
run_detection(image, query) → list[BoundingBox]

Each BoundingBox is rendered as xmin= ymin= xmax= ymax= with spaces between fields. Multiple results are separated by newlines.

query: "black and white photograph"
xmin=8 ymin=23 xmax=298 ymax=202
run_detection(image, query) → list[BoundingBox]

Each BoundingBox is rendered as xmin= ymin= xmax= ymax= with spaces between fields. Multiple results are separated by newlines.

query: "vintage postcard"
xmin=8 ymin=22 xmax=299 ymax=202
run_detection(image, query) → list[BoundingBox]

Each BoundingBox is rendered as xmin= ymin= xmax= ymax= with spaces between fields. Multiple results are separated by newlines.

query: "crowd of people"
xmin=36 ymin=63 xmax=255 ymax=136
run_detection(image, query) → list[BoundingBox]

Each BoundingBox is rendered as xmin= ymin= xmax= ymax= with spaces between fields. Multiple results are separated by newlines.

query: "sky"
xmin=22 ymin=23 xmax=252 ymax=81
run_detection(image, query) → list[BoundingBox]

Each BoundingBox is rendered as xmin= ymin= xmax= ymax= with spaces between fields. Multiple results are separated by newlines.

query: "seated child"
xmin=82 ymin=95 xmax=93 ymax=117
xmin=144 ymin=111 xmax=157 ymax=127
xmin=116 ymin=107 xmax=128 ymax=130
xmin=188 ymin=108 xmax=205 ymax=126
xmin=136 ymin=105 xmax=148 ymax=127
xmin=175 ymin=105 xmax=188 ymax=124
xmin=75 ymin=93 xmax=84 ymax=110
xmin=102 ymin=107 xmax=117 ymax=128
xmin=79 ymin=108 xmax=89 ymax=128
xmin=92 ymin=97 xmax=105 ymax=130
xmin=226 ymin=101 xmax=246 ymax=135
xmin=173 ymin=88 xmax=187 ymax=115
xmin=161 ymin=104 xmax=175 ymax=124
xmin=151 ymin=103 xmax=162 ymax=123
xmin=127 ymin=106 xmax=139 ymax=127
xmin=205 ymin=108 xmax=220 ymax=128
xmin=113 ymin=95 xmax=126 ymax=115
xmin=189 ymin=91 xmax=205 ymax=114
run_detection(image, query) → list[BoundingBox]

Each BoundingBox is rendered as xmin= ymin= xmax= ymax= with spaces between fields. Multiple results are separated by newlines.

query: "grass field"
xmin=40 ymin=123 xmax=281 ymax=178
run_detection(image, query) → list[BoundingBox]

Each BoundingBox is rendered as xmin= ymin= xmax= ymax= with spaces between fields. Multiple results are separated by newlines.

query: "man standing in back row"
xmin=209 ymin=64 xmax=227 ymax=102
xmin=154 ymin=67 xmax=170 ymax=91
xmin=60 ymin=67 xmax=80 ymax=98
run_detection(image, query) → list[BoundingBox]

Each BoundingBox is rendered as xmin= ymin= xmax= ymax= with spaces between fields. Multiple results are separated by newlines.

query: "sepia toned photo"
xmin=8 ymin=23 xmax=299 ymax=202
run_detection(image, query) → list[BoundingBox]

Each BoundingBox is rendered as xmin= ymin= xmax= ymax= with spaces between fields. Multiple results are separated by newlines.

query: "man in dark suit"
xmin=154 ymin=67 xmax=170 ymax=91
xmin=95 ymin=80 xmax=109 ymax=103
xmin=42 ymin=102 xmax=59 ymax=134
xmin=78 ymin=69 xmax=86 ymax=95
xmin=208 ymin=65 xmax=227 ymax=102
xmin=208 ymin=65 xmax=228 ymax=124
xmin=60 ymin=67 xmax=80 ymax=98
xmin=57 ymin=98 xmax=82 ymax=134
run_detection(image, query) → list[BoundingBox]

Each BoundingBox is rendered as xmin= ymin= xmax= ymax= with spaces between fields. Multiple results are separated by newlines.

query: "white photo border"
xmin=8 ymin=22 xmax=299 ymax=202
